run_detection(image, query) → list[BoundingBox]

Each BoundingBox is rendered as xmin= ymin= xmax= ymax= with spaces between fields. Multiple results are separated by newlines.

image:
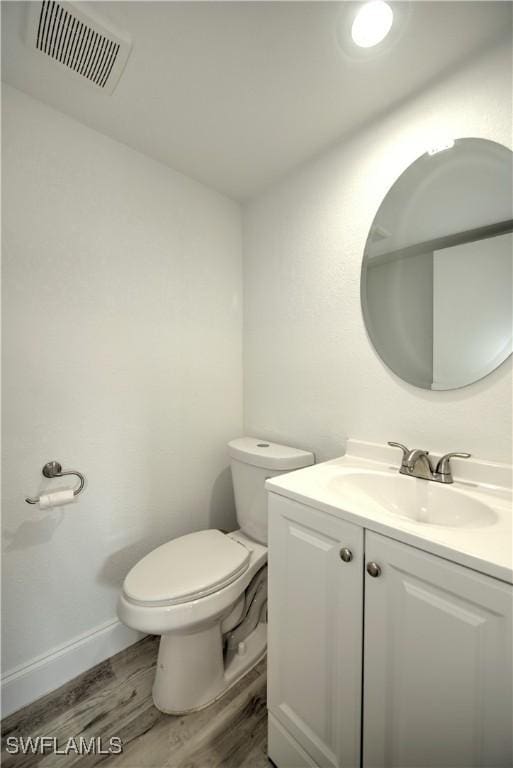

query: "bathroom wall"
xmin=243 ymin=40 xmax=512 ymax=463
xmin=2 ymin=85 xmax=242 ymax=713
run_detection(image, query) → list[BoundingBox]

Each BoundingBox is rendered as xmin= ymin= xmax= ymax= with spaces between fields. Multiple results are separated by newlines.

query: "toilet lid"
xmin=123 ymin=530 xmax=251 ymax=606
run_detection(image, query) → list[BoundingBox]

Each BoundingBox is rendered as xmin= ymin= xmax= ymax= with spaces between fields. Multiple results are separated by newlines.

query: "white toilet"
xmin=117 ymin=436 xmax=314 ymax=714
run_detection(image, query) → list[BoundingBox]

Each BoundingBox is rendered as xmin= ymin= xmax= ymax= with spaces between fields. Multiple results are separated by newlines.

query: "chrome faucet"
xmin=388 ymin=442 xmax=471 ymax=484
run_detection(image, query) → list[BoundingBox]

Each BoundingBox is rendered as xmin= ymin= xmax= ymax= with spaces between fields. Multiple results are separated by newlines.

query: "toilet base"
xmin=152 ymin=622 xmax=267 ymax=715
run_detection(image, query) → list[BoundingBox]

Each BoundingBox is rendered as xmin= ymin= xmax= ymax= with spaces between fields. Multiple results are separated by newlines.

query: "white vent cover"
xmin=25 ymin=1 xmax=132 ymax=93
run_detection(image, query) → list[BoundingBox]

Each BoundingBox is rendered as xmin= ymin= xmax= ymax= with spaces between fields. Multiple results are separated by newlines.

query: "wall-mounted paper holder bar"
xmin=25 ymin=461 xmax=85 ymax=504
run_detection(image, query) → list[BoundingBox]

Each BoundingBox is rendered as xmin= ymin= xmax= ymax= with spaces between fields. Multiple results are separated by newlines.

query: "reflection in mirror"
xmin=361 ymin=138 xmax=513 ymax=390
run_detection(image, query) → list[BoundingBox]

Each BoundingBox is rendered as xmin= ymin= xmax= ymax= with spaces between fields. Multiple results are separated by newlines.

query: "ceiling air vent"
xmin=25 ymin=1 xmax=132 ymax=93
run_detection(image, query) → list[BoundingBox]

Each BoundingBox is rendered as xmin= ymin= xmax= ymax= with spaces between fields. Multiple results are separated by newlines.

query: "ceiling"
xmin=2 ymin=1 xmax=511 ymax=200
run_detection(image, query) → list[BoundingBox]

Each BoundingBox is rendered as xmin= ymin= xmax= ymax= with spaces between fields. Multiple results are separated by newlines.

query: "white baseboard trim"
xmin=1 ymin=619 xmax=144 ymax=718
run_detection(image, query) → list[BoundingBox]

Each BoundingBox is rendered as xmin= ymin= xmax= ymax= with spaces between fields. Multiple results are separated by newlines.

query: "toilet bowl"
xmin=117 ymin=437 xmax=314 ymax=714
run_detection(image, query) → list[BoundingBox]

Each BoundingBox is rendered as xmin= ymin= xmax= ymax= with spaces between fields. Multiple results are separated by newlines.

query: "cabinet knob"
xmin=339 ymin=547 xmax=353 ymax=563
xmin=366 ymin=561 xmax=382 ymax=578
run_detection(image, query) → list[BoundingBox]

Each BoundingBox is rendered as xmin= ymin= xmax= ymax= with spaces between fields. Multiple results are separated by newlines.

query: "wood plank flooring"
xmin=1 ymin=637 xmax=269 ymax=768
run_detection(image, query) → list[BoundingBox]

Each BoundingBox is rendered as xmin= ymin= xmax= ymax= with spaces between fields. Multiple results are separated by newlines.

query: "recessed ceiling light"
xmin=351 ymin=1 xmax=394 ymax=48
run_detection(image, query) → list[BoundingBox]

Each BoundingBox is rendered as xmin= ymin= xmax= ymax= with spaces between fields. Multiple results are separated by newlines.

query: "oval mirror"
xmin=361 ymin=138 xmax=513 ymax=390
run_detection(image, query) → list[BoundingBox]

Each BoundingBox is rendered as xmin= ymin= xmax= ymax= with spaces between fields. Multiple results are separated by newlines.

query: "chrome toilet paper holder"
xmin=25 ymin=461 xmax=86 ymax=504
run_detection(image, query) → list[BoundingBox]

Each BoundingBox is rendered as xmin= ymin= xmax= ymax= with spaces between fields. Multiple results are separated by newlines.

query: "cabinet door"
xmin=363 ymin=531 xmax=513 ymax=768
xmin=268 ymin=493 xmax=364 ymax=768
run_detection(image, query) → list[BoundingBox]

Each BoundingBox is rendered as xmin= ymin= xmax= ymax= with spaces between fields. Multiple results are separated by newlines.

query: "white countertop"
xmin=266 ymin=440 xmax=513 ymax=584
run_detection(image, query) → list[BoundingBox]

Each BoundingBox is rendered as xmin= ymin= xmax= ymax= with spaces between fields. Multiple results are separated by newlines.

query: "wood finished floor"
xmin=1 ymin=637 xmax=269 ymax=768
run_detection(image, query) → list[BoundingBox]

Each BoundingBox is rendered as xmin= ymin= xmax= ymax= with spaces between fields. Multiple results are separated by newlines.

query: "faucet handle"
xmin=435 ymin=452 xmax=471 ymax=476
xmin=387 ymin=442 xmax=410 ymax=464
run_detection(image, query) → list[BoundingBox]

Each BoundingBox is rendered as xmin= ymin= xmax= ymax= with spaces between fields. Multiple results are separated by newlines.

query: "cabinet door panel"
xmin=268 ymin=494 xmax=364 ymax=768
xmin=363 ymin=531 xmax=513 ymax=768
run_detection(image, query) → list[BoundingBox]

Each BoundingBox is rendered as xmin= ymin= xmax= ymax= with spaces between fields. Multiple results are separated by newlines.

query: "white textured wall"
xmin=243 ymin=41 xmax=512 ymax=463
xmin=2 ymin=86 xmax=242 ymax=677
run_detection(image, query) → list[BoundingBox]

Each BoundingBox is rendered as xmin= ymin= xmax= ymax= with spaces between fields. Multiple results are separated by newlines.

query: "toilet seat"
xmin=123 ymin=529 xmax=251 ymax=607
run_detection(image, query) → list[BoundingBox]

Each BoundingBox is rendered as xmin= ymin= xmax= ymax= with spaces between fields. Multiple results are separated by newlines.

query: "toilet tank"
xmin=228 ymin=437 xmax=314 ymax=544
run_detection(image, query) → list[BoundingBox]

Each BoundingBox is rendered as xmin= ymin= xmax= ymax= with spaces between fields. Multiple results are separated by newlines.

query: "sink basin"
xmin=330 ymin=470 xmax=498 ymax=528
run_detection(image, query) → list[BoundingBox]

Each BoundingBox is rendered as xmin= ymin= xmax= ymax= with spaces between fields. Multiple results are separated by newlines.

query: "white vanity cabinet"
xmin=267 ymin=494 xmax=364 ymax=768
xmin=267 ymin=492 xmax=513 ymax=768
xmin=363 ymin=531 xmax=513 ymax=768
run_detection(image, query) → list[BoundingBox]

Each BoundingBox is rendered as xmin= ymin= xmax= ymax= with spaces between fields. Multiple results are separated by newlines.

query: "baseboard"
xmin=1 ymin=619 xmax=144 ymax=718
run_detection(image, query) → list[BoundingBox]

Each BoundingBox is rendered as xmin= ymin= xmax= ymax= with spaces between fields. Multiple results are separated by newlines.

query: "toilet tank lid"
xmin=228 ymin=437 xmax=314 ymax=470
